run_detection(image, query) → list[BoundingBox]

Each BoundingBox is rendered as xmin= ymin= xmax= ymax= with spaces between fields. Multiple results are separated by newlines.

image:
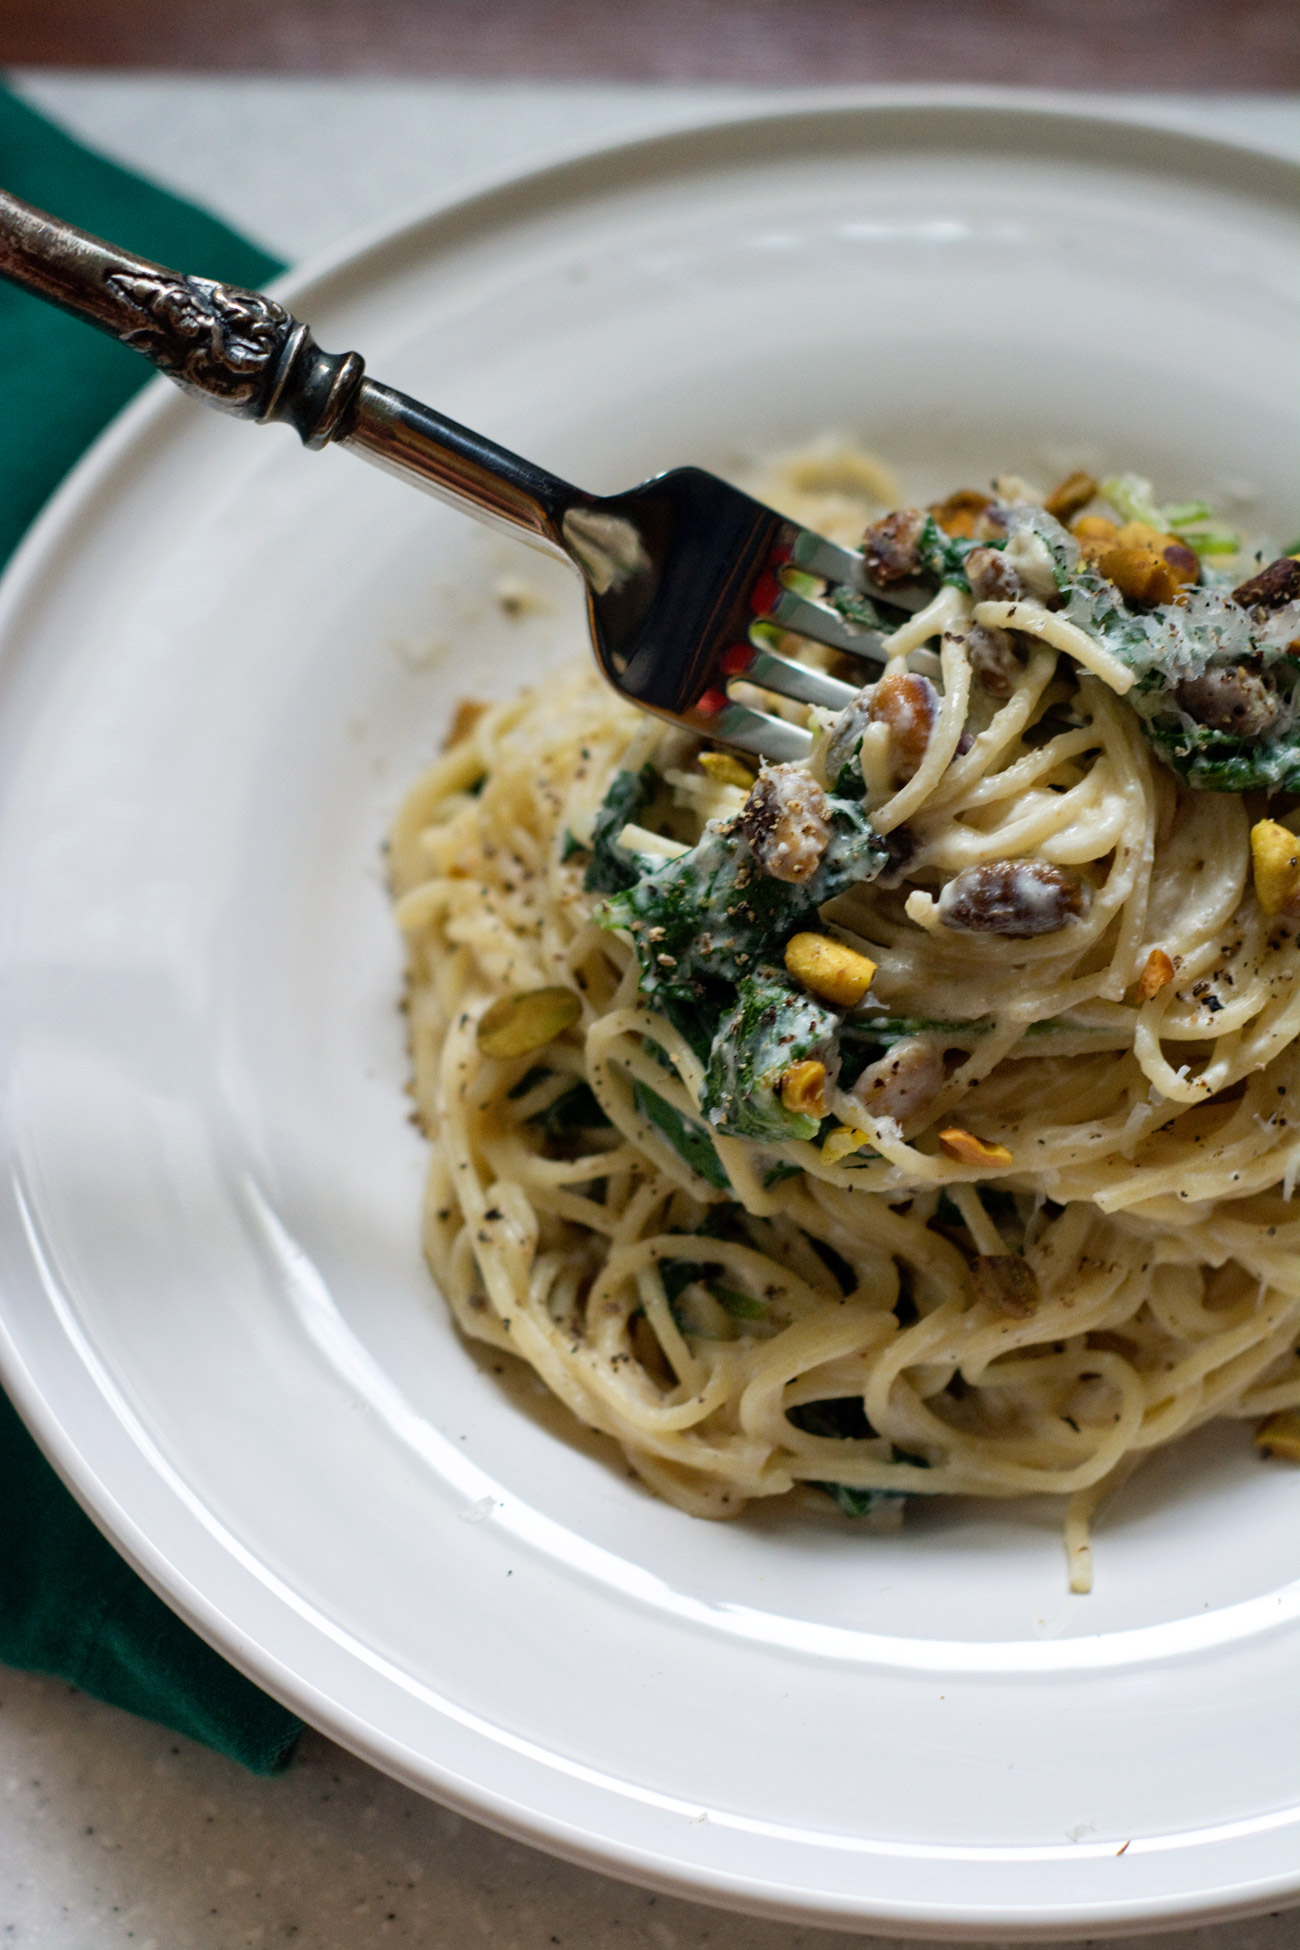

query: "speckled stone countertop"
xmin=2 ymin=74 xmax=1298 ymax=1950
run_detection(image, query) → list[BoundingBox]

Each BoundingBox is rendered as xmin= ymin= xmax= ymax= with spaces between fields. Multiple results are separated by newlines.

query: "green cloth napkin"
xmin=0 ymin=82 xmax=302 ymax=1774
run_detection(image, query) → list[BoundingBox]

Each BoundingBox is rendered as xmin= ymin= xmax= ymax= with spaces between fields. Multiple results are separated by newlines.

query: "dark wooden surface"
xmin=3 ymin=0 xmax=1298 ymax=90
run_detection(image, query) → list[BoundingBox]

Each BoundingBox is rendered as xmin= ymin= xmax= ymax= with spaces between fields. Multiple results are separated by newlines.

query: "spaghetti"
xmin=390 ymin=453 xmax=1300 ymax=1590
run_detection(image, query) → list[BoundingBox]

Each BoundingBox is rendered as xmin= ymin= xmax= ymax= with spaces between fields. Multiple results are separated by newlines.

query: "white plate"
xmin=0 ymin=97 xmax=1297 ymax=1942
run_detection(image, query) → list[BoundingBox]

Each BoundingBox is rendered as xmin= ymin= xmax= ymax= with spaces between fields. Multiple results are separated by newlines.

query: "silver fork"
xmin=0 ymin=190 xmax=932 ymax=763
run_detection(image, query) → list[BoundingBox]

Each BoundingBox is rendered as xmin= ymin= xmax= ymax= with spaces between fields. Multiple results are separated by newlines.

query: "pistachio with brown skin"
xmin=965 ymin=621 xmax=1027 ymax=698
xmin=740 ymin=764 xmax=831 ymax=884
xmin=964 ymin=545 xmax=1022 ymax=604
xmin=1232 ymin=556 xmax=1300 ymax=613
xmin=869 ymin=672 xmax=939 ymax=784
xmin=1173 ymin=665 xmax=1281 ymax=740
xmin=938 ymin=861 xmax=1088 ymax=938
xmin=861 ymin=507 xmax=926 ymax=585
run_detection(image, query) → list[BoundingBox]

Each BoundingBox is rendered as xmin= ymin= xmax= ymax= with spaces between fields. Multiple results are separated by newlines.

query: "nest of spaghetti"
xmin=390 ymin=458 xmax=1300 ymax=1591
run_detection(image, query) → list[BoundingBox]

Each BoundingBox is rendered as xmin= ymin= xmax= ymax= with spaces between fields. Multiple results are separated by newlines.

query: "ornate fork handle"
xmin=0 ymin=188 xmax=578 ymax=549
xmin=0 ymin=189 xmax=363 ymax=447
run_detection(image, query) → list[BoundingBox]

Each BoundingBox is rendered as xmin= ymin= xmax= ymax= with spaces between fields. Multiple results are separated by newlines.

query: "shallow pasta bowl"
xmin=0 ymin=95 xmax=1296 ymax=1941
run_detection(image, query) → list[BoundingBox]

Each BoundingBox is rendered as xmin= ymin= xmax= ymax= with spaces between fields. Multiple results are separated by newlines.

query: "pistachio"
xmin=780 ymin=1059 xmax=829 ymax=1120
xmin=1095 ymin=522 xmax=1198 ymax=607
xmin=1255 ymin=1410 xmax=1300 ymax=1461
xmin=1174 ymin=666 xmax=1280 ymax=739
xmin=939 ymin=1128 xmax=1013 ymax=1167
xmin=1250 ymin=819 xmax=1300 ymax=919
xmin=821 ymin=1123 xmax=872 ymax=1167
xmin=784 ymin=931 xmax=878 ymax=1008
xmin=1044 ymin=470 xmax=1098 ymax=525
xmin=741 ymin=764 xmax=831 ymax=883
xmin=966 ymin=621 xmax=1027 ymax=697
xmin=1135 ymin=948 xmax=1175 ymax=1001
xmin=970 ymin=1254 xmax=1041 ymax=1318
xmin=1232 ymin=556 xmax=1300 ymax=613
xmin=938 ymin=860 xmax=1087 ymax=938
xmin=964 ymin=546 xmax=1022 ymax=605
xmin=444 ymin=698 xmax=488 ymax=749
xmin=476 ymin=986 xmax=581 ymax=1059
xmin=1072 ymin=513 xmax=1119 ymax=563
xmin=861 ymin=507 xmax=926 ymax=585
xmin=928 ymin=488 xmax=992 ymax=539
xmin=868 ymin=671 xmax=939 ymax=784
xmin=698 ymin=750 xmax=756 ymax=791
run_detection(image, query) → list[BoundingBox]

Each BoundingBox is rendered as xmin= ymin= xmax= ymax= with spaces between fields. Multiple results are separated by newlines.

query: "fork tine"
xmin=742 ymin=642 xmax=858 ymax=711
xmin=708 ymin=700 xmax=814 ymax=762
xmin=788 ymin=526 xmax=932 ymax=613
xmin=762 ymin=588 xmax=888 ymax=662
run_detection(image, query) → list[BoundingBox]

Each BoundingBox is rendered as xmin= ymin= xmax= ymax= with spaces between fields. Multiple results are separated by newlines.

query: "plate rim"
xmin=0 ymin=90 xmax=1297 ymax=1941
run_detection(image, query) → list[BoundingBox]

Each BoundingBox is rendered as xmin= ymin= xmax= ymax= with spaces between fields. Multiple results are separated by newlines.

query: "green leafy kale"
xmin=1138 ymin=709 xmax=1300 ymax=794
xmin=530 ymin=1079 xmax=611 ymax=1139
xmin=598 ymin=795 xmax=884 ymax=1000
xmin=828 ymin=585 xmax=899 ymax=630
xmin=631 ymin=1078 xmax=731 ymax=1190
xmin=700 ymin=969 xmax=839 ymax=1142
xmin=582 ymin=764 xmax=657 ymax=893
xmin=787 ymin=1399 xmax=912 ymax=1516
xmin=821 ymin=1482 xmax=906 ymax=1517
xmin=789 ymin=1396 xmax=874 ymax=1441
xmin=916 ymin=514 xmax=1009 ymax=590
xmin=659 ymin=1255 xmax=767 ymax=1325
xmin=595 ymin=779 xmax=885 ymax=1144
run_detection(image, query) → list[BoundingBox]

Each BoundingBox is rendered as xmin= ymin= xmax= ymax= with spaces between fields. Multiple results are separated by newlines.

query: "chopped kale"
xmin=789 ymin=1397 xmax=874 ymax=1441
xmin=916 ymin=513 xmax=1007 ymax=590
xmin=1138 ymin=699 xmax=1300 ymax=794
xmin=828 ymin=585 xmax=895 ymax=630
xmin=808 ymin=1235 xmax=857 ymax=1297
xmin=821 ymin=1483 xmax=906 ymax=1518
xmin=583 ymin=765 xmax=657 ymax=893
xmin=631 ymin=1078 xmax=731 ymax=1191
xmin=561 ymin=829 xmax=587 ymax=863
xmin=599 ymin=796 xmax=884 ymax=1001
xmin=787 ymin=1399 xmax=911 ymax=1516
xmin=531 ymin=1080 xmax=611 ymax=1139
xmin=659 ymin=1256 xmax=706 ymax=1303
xmin=660 ymin=1246 xmax=766 ymax=1325
xmin=700 ymin=970 xmax=839 ymax=1142
xmin=507 ymin=1064 xmax=550 ymax=1100
xmin=655 ymin=989 xmax=719 ymax=1068
xmin=594 ymin=779 xmax=885 ymax=1150
xmin=710 ymin=1281 xmax=767 ymax=1320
